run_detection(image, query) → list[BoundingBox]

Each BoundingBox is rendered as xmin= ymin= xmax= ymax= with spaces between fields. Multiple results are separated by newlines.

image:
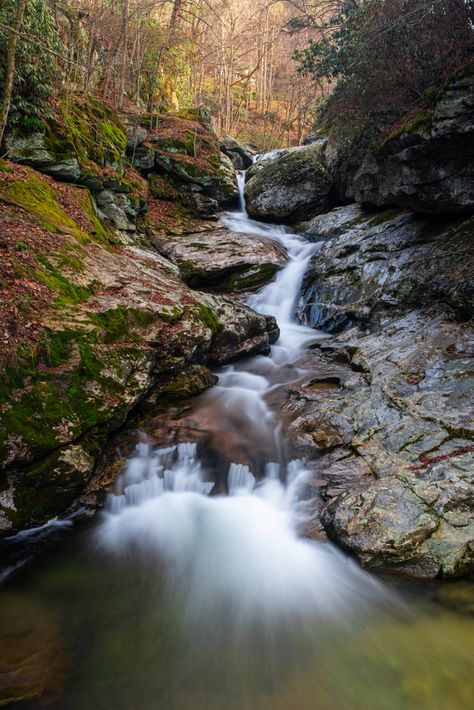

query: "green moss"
xmin=36 ymin=254 xmax=92 ymax=305
xmin=45 ymin=97 xmax=126 ymax=169
xmin=75 ymin=189 xmax=116 ymax=245
xmin=197 ymin=303 xmax=221 ymax=334
xmin=0 ymin=318 xmax=153 ymax=464
xmin=0 ymin=160 xmax=11 ymax=172
xmin=0 ymin=171 xmax=89 ymax=239
xmin=89 ymin=306 xmax=155 ymax=343
xmin=382 ymin=110 xmax=434 ymax=146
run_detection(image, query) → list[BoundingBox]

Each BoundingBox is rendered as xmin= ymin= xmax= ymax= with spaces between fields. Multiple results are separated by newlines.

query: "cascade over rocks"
xmin=0 ymin=159 xmax=277 ymax=535
xmin=220 ymin=137 xmax=257 ymax=170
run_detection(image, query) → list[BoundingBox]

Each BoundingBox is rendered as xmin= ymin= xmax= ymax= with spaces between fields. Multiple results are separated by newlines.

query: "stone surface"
xmin=298 ymin=205 xmax=474 ymax=333
xmin=286 ymin=197 xmax=474 ymax=577
xmin=4 ymin=131 xmax=82 ymax=182
xmin=286 ymin=312 xmax=474 ymax=578
xmin=244 ymin=143 xmax=333 ymax=223
xmin=220 ymin=136 xmax=257 ymax=170
xmin=352 ymin=75 xmax=474 ymax=213
xmin=152 ymin=226 xmax=287 ymax=292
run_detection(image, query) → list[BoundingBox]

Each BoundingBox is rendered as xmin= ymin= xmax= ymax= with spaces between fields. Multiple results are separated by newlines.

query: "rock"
xmin=244 ymin=143 xmax=333 ymax=223
xmin=0 ymin=163 xmax=275 ymax=533
xmin=220 ymin=136 xmax=257 ymax=170
xmin=95 ymin=189 xmax=138 ymax=232
xmin=322 ymin=450 xmax=474 ymax=578
xmin=297 ymin=203 xmax=367 ymax=239
xmin=284 ymin=193 xmax=474 ymax=578
xmin=126 ymin=125 xmax=148 ymax=151
xmin=151 ymin=226 xmax=287 ymax=292
xmin=352 ymin=74 xmax=474 ymax=213
xmin=4 ymin=131 xmax=82 ymax=182
xmin=285 ymin=312 xmax=474 ymax=578
xmin=202 ymin=296 xmax=279 ymax=365
xmin=298 ymin=206 xmax=474 ymax=332
xmin=128 ymin=113 xmax=239 ymax=210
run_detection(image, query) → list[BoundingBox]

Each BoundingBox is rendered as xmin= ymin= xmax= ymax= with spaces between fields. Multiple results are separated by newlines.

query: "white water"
xmin=97 ymin=162 xmax=390 ymax=634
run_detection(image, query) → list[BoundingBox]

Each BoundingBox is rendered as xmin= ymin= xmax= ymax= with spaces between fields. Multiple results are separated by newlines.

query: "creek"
xmin=1 ymin=166 xmax=474 ymax=709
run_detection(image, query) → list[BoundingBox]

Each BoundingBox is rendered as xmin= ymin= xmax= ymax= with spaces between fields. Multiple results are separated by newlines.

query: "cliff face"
xmin=243 ymin=71 xmax=474 ymax=223
xmin=0 ymin=102 xmax=277 ymax=534
xmin=351 ymin=74 xmax=474 ymax=213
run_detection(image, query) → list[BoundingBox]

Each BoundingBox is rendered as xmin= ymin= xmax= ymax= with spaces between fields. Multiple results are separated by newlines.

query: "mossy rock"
xmin=244 ymin=144 xmax=333 ymax=223
xmin=45 ymin=96 xmax=126 ymax=170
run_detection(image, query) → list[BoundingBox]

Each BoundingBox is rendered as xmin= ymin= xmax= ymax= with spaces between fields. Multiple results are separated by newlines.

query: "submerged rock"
xmin=152 ymin=226 xmax=287 ymax=292
xmin=244 ymin=143 xmax=332 ymax=223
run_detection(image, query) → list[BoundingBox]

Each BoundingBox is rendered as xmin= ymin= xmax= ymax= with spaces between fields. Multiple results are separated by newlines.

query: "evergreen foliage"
xmin=0 ymin=0 xmax=61 ymax=133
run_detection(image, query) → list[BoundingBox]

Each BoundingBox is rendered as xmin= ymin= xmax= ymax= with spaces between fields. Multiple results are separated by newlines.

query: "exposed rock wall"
xmin=286 ymin=204 xmax=474 ymax=578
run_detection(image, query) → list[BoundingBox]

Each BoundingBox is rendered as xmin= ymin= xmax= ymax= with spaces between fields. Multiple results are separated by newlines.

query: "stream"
xmin=1 ymin=169 xmax=474 ymax=709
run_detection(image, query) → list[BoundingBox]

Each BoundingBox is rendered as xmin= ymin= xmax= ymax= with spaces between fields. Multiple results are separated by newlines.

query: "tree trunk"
xmin=118 ymin=0 xmax=129 ymax=109
xmin=0 ymin=0 xmax=28 ymax=148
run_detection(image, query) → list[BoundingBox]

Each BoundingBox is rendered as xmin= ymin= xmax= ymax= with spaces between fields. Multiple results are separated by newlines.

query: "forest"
xmin=2 ymin=1 xmax=471 ymax=149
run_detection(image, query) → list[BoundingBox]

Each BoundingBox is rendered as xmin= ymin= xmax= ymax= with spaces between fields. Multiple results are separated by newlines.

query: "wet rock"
xmin=220 ymin=136 xmax=257 ymax=170
xmin=298 ymin=207 xmax=474 ymax=332
xmin=353 ymin=75 xmax=474 ymax=214
xmin=151 ymin=227 xmax=287 ymax=292
xmin=286 ymin=311 xmax=474 ymax=577
xmin=244 ymin=143 xmax=333 ymax=223
xmin=297 ymin=203 xmax=367 ymax=240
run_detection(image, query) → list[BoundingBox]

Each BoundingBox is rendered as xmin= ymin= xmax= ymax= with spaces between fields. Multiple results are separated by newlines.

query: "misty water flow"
xmin=2 ymin=162 xmax=474 ymax=710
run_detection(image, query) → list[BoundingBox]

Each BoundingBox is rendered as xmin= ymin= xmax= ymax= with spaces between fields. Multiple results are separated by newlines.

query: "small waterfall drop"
xmin=96 ymin=154 xmax=391 ymax=637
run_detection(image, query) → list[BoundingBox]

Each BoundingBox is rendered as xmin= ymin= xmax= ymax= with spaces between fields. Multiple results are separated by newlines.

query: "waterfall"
xmin=96 ymin=156 xmax=391 ymax=636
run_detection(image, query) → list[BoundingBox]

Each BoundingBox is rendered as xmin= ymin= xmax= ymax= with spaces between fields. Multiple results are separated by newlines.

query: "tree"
xmin=0 ymin=0 xmax=61 ymax=140
xmin=0 ymin=0 xmax=27 ymax=146
xmin=294 ymin=0 xmax=474 ymax=137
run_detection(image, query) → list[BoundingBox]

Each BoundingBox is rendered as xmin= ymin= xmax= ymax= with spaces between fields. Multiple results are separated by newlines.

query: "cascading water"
xmin=3 ymin=158 xmax=474 ymax=710
xmin=96 ymin=160 xmax=390 ymax=637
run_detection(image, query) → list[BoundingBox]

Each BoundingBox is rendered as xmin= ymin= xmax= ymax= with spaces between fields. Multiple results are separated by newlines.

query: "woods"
xmin=0 ymin=0 xmax=323 ymax=148
xmin=1 ymin=1 xmax=472 ymax=149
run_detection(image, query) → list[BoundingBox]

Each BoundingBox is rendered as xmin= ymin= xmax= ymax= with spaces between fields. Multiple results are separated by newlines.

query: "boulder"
xmin=151 ymin=226 xmax=287 ymax=292
xmin=298 ymin=206 xmax=474 ymax=332
xmin=4 ymin=131 xmax=81 ymax=182
xmin=244 ymin=143 xmax=333 ymax=223
xmin=285 ymin=311 xmax=474 ymax=578
xmin=352 ymin=75 xmax=474 ymax=213
xmin=128 ymin=113 xmax=239 ymax=209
